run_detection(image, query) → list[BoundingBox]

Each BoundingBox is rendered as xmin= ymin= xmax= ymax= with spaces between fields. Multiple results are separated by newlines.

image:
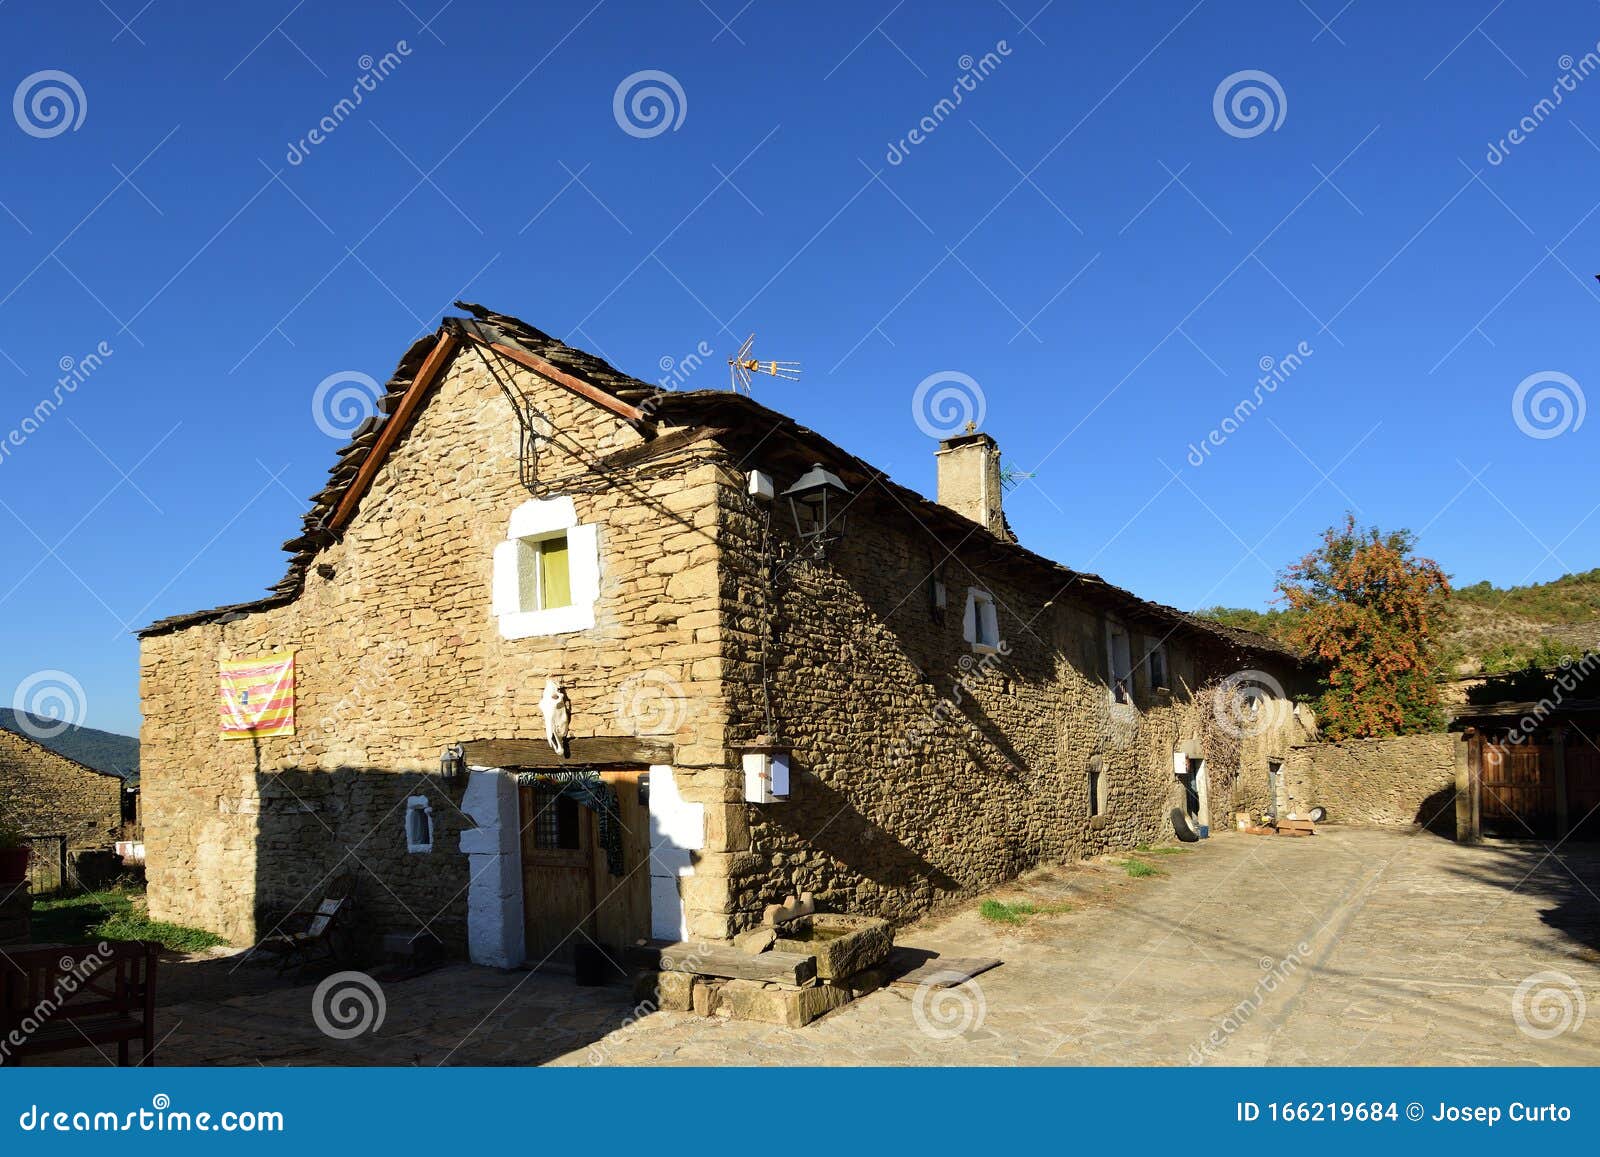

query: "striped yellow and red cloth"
xmin=218 ymin=650 xmax=295 ymax=739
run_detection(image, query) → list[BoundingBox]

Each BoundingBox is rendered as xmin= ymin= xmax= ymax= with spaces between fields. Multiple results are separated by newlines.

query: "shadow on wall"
xmin=1413 ymin=785 xmax=1459 ymax=839
xmin=758 ymin=770 xmax=965 ymax=902
xmin=250 ymin=768 xmax=471 ymax=959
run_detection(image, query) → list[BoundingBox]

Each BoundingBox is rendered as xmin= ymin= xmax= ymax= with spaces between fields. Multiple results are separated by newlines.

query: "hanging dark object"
xmin=781 ymin=462 xmax=851 ymax=559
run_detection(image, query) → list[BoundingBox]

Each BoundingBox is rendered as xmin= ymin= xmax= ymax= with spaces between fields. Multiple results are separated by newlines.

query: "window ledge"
xmin=497 ymin=603 xmax=596 ymax=640
xmin=1088 ymin=814 xmax=1109 ymax=831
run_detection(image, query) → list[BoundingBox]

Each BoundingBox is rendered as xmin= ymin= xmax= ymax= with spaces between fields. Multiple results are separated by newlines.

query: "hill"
xmin=0 ymin=709 xmax=138 ymax=778
xmin=1197 ymin=568 xmax=1600 ymax=676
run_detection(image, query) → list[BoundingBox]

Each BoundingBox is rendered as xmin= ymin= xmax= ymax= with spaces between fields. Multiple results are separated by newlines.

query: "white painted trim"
xmin=507 ymin=495 xmax=577 ymax=540
xmin=492 ymin=496 xmax=602 ymax=640
xmin=460 ymin=768 xmax=525 ymax=969
xmin=404 ymin=795 xmax=434 ymax=853
xmin=962 ymin=587 xmax=1000 ymax=653
xmin=647 ymin=765 xmax=703 ymax=941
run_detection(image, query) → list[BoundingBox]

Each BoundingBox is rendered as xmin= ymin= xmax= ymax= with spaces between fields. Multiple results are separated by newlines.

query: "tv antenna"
xmin=728 ymin=333 xmax=800 ymax=394
xmin=999 ymin=460 xmax=1036 ymax=491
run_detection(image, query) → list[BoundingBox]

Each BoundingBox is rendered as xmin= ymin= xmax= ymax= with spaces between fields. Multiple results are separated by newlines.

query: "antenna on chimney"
xmin=728 ymin=333 xmax=800 ymax=395
xmin=999 ymin=460 xmax=1035 ymax=491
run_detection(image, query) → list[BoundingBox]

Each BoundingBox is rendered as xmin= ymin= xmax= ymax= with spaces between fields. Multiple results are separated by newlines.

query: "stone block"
xmin=772 ymin=913 xmax=892 ymax=980
xmin=721 ymin=979 xmax=850 ymax=1027
xmin=691 ymin=977 xmax=725 ymax=1017
xmin=733 ymin=926 xmax=776 ymax=955
xmin=654 ymin=969 xmax=694 ymax=1012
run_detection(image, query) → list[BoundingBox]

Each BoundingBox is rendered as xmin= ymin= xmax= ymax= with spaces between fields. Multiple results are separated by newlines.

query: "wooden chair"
xmin=247 ymin=896 xmax=349 ymax=973
xmin=0 ymin=941 xmax=159 ymax=1066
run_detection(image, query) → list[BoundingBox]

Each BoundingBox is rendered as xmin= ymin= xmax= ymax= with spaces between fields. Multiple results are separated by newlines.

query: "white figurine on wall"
xmin=540 ymin=678 xmax=571 ymax=757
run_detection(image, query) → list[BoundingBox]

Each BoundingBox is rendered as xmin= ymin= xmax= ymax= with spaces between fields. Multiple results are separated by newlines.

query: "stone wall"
xmin=140 ymin=350 xmax=738 ymax=946
xmin=0 ymin=729 xmax=121 ymax=849
xmin=1283 ymin=733 xmax=1460 ymax=833
xmin=140 ymin=333 xmax=1315 ymax=952
xmin=713 ymin=468 xmax=1312 ymax=927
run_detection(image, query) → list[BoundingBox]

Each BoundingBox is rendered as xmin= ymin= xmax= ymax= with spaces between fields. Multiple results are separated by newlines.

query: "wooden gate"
xmin=1479 ymin=738 xmax=1557 ymax=838
xmin=1565 ymin=742 xmax=1600 ymax=841
xmin=517 ymin=769 xmax=651 ymax=973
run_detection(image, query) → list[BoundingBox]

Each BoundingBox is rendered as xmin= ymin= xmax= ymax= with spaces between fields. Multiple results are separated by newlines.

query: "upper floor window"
xmin=1145 ymin=639 xmax=1170 ymax=692
xmin=492 ymin=497 xmax=600 ymax=639
xmin=1107 ymin=621 xmax=1133 ymax=704
xmin=963 ymin=588 xmax=1001 ymax=653
xmin=518 ymin=534 xmax=572 ymax=611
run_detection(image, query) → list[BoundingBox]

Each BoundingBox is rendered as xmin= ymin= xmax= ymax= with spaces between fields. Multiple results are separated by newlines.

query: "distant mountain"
xmin=0 ymin=709 xmax=138 ymax=778
xmin=1196 ymin=568 xmax=1600 ymax=676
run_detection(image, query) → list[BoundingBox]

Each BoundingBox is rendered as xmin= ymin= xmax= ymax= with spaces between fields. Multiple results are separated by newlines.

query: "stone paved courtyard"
xmin=98 ymin=828 xmax=1600 ymax=1066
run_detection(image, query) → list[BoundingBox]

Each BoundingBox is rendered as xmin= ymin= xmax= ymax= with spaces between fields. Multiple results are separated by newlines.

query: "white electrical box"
xmin=748 ymin=470 xmax=775 ymax=501
xmin=743 ymin=749 xmax=790 ymax=803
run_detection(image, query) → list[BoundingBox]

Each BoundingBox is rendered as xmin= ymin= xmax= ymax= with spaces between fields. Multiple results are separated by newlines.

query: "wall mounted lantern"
xmin=439 ymin=743 xmax=466 ymax=785
xmin=781 ymin=462 xmax=852 ymax=559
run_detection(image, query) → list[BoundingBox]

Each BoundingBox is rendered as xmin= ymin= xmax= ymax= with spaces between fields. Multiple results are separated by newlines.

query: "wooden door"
xmin=1480 ymin=739 xmax=1557 ymax=838
xmin=519 ymin=783 xmax=595 ymax=970
xmin=1565 ymin=741 xmax=1600 ymax=841
xmin=590 ymin=770 xmax=653 ymax=956
xmin=517 ymin=770 xmax=654 ymax=974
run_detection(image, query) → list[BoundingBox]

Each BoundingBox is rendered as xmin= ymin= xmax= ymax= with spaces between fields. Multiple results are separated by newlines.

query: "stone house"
xmin=0 ymin=727 xmax=122 ymax=850
xmin=138 ymin=303 xmax=1310 ymax=965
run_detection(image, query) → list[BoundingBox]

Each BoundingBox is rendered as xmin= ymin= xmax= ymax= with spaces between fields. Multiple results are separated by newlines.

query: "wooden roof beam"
xmin=328 ymin=330 xmax=459 ymax=532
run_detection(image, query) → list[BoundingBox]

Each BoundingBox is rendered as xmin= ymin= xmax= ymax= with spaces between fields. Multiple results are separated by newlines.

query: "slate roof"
xmin=137 ymin=305 xmax=1300 ymax=664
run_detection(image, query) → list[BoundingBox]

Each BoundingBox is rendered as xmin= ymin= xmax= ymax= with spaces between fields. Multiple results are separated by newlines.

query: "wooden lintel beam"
xmin=473 ymin=336 xmax=648 ymax=424
xmin=462 ymin=735 xmax=674 ymax=769
xmin=328 ymin=331 xmax=460 ymax=531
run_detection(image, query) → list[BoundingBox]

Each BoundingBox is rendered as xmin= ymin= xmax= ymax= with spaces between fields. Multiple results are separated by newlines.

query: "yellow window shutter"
xmin=539 ymin=536 xmax=572 ymax=609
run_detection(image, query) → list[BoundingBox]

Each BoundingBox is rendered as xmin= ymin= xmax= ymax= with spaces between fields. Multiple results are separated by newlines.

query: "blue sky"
xmin=1 ymin=0 xmax=1597 ymax=736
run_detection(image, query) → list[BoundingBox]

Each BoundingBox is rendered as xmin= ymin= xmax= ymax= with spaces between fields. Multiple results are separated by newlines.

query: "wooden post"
xmin=1456 ymin=729 xmax=1480 ymax=844
xmin=1553 ymin=725 xmax=1570 ymax=838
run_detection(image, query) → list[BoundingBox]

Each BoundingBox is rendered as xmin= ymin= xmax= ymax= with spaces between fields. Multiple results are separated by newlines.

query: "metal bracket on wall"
xmin=471 ymin=341 xmax=548 ymax=497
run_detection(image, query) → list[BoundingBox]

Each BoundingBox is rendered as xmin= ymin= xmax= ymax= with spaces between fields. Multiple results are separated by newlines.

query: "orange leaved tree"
xmin=1279 ymin=514 xmax=1450 ymax=739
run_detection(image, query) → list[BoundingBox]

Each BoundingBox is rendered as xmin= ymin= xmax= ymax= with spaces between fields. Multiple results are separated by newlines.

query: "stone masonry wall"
xmin=140 ymin=350 xmax=737 ymax=946
xmin=0 ymin=729 xmax=121 ymax=849
xmin=712 ymin=468 xmax=1311 ymax=928
xmin=1283 ymin=733 xmax=1459 ymax=834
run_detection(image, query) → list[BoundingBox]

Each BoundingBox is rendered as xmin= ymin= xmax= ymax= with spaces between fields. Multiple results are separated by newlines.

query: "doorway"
xmin=1266 ymin=760 xmax=1284 ymax=820
xmin=517 ymin=768 xmax=651 ymax=972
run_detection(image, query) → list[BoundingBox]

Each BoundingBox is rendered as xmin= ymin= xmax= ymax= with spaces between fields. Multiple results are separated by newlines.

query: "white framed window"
xmin=1107 ymin=621 xmax=1133 ymax=704
xmin=405 ymin=796 xmax=434 ymax=853
xmin=491 ymin=496 xmax=601 ymax=639
xmin=962 ymin=588 xmax=1001 ymax=653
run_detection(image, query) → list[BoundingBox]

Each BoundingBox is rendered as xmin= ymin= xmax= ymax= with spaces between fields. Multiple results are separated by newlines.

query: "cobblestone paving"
xmin=123 ymin=829 xmax=1600 ymax=1066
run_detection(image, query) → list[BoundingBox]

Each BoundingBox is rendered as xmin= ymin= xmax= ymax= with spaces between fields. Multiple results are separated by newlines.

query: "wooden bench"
xmin=0 ymin=941 xmax=159 ymax=1066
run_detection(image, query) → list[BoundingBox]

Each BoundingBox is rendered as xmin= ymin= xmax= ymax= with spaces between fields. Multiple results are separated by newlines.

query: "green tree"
xmin=1280 ymin=514 xmax=1450 ymax=739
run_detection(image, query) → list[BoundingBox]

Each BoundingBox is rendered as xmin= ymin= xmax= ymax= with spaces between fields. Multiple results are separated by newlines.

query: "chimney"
xmin=935 ymin=428 xmax=1012 ymax=541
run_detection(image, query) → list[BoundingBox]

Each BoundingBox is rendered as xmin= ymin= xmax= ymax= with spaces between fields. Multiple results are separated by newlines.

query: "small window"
xmin=1087 ymin=759 xmax=1107 ymax=817
xmin=963 ymin=588 xmax=1001 ymax=652
xmin=1107 ymin=622 xmax=1133 ymax=704
xmin=405 ymin=796 xmax=434 ymax=853
xmin=532 ymin=789 xmax=582 ymax=851
xmin=1145 ymin=640 xmax=1169 ymax=691
xmin=517 ymin=534 xmax=572 ymax=612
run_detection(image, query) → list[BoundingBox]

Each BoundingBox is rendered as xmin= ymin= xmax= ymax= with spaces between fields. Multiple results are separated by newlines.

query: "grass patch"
xmin=1132 ymin=844 xmax=1190 ymax=855
xmin=31 ymin=889 xmax=226 ymax=954
xmin=979 ymin=898 xmax=1072 ymax=925
xmin=1120 ymin=859 xmax=1164 ymax=879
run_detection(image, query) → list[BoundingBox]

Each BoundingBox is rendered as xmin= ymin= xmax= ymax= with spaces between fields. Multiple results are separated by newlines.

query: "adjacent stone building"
xmin=0 ymin=726 xmax=122 ymax=849
xmin=138 ymin=304 xmax=1310 ymax=962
